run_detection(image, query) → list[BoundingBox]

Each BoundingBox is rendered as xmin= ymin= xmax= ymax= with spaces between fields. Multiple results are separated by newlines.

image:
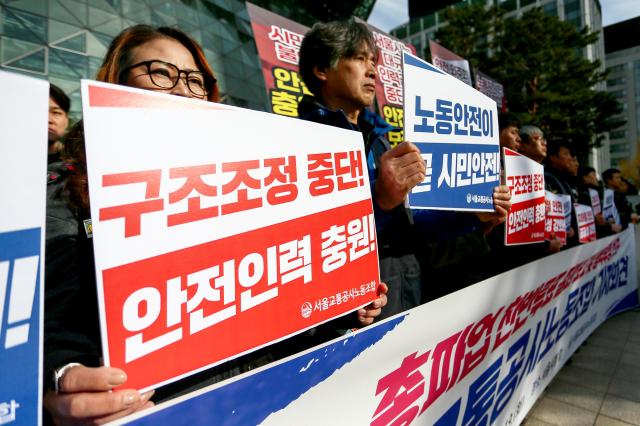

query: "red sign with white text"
xmin=81 ymin=81 xmax=380 ymax=391
xmin=503 ymin=148 xmax=546 ymax=245
xmin=358 ymin=19 xmax=416 ymax=147
xmin=246 ymin=2 xmax=311 ymax=118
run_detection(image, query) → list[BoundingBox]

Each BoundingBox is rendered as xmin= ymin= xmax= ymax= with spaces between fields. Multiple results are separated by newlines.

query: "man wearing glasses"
xmin=518 ymin=125 xmax=547 ymax=163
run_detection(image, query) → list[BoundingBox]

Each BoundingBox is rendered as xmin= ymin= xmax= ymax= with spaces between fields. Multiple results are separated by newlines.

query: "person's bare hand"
xmin=375 ymin=142 xmax=425 ymax=211
xmin=568 ymin=227 xmax=575 ymax=239
xmin=357 ymin=282 xmax=388 ymax=326
xmin=595 ymin=213 xmax=607 ymax=226
xmin=44 ymin=365 xmax=154 ymax=425
xmin=475 ymin=185 xmax=512 ymax=233
xmin=547 ymin=235 xmax=563 ymax=253
xmin=611 ymin=223 xmax=622 ymax=233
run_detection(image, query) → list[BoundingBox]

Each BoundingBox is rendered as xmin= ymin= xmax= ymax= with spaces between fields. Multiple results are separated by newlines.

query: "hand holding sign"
xmin=357 ymin=282 xmax=388 ymax=326
xmin=375 ymin=142 xmax=425 ymax=211
xmin=546 ymin=234 xmax=563 ymax=253
xmin=43 ymin=365 xmax=154 ymax=425
xmin=475 ymin=185 xmax=512 ymax=233
xmin=595 ymin=213 xmax=607 ymax=226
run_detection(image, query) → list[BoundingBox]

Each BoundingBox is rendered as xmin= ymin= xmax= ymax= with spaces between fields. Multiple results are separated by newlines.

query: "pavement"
xmin=521 ymin=308 xmax=640 ymax=426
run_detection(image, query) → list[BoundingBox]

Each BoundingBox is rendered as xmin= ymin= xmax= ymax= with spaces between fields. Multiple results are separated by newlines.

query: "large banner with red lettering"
xmin=358 ymin=19 xmax=417 ymax=147
xmin=117 ymin=228 xmax=638 ymax=426
xmin=504 ymin=148 xmax=546 ymax=245
xmin=246 ymin=2 xmax=310 ymax=118
xmin=81 ymin=81 xmax=380 ymax=391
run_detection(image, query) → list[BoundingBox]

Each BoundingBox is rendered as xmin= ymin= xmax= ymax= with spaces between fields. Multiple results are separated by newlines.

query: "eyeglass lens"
xmin=147 ymin=61 xmax=207 ymax=96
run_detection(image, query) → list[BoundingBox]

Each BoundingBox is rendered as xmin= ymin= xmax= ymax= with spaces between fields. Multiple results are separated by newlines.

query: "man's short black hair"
xmin=299 ymin=18 xmax=377 ymax=97
xmin=578 ymin=166 xmax=595 ymax=178
xmin=49 ymin=83 xmax=70 ymax=113
xmin=546 ymin=140 xmax=572 ymax=158
xmin=498 ymin=112 xmax=520 ymax=131
xmin=602 ymin=168 xmax=621 ymax=183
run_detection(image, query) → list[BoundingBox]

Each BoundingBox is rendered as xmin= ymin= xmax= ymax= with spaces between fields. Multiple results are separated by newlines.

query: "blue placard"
xmin=410 ymin=142 xmax=499 ymax=210
xmin=403 ymin=51 xmax=500 ymax=211
xmin=0 ymin=228 xmax=41 ymax=426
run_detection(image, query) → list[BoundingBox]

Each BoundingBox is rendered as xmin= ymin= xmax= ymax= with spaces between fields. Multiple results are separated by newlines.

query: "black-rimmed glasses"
xmin=120 ymin=60 xmax=215 ymax=98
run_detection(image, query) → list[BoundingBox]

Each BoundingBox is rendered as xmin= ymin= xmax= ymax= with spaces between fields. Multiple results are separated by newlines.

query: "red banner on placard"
xmin=503 ymin=148 xmax=546 ymax=245
xmin=103 ymin=199 xmax=378 ymax=390
xmin=359 ymin=20 xmax=416 ymax=147
xmin=246 ymin=2 xmax=310 ymax=118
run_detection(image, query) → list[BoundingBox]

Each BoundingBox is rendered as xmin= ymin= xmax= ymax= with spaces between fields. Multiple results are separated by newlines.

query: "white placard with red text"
xmin=545 ymin=191 xmax=569 ymax=245
xmin=575 ymin=203 xmax=597 ymax=243
xmin=81 ymin=81 xmax=380 ymax=391
xmin=503 ymin=148 xmax=546 ymax=245
xmin=589 ymin=188 xmax=601 ymax=215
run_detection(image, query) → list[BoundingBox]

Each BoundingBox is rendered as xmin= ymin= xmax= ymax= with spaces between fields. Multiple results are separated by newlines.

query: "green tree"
xmin=435 ymin=5 xmax=624 ymax=159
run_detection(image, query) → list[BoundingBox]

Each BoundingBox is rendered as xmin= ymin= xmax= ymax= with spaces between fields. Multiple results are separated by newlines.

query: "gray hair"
xmin=519 ymin=125 xmax=543 ymax=144
xmin=299 ymin=18 xmax=377 ymax=96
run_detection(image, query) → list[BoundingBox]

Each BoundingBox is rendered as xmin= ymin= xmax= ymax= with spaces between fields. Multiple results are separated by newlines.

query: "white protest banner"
xmin=403 ymin=52 xmax=500 ymax=211
xmin=603 ymin=188 xmax=621 ymax=225
xmin=429 ymin=40 xmax=472 ymax=86
xmin=503 ymin=148 xmax=546 ymax=245
xmin=0 ymin=70 xmax=48 ymax=426
xmin=118 ymin=229 xmax=638 ymax=426
xmin=589 ymin=188 xmax=601 ymax=215
xmin=81 ymin=81 xmax=381 ymax=391
xmin=545 ymin=191 xmax=568 ymax=245
xmin=575 ymin=203 xmax=597 ymax=243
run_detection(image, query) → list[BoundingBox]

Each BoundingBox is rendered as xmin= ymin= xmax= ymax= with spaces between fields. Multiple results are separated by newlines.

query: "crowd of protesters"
xmin=35 ymin=18 xmax=638 ymax=425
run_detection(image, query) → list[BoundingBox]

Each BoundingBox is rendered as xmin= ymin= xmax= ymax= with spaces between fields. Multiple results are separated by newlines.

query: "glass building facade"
xmin=0 ymin=0 xmax=275 ymax=119
xmin=0 ymin=0 xmax=375 ymax=120
xmin=390 ymin=0 xmax=603 ymax=62
xmin=604 ymin=52 xmax=640 ymax=168
xmin=0 ymin=0 xmax=267 ymax=117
